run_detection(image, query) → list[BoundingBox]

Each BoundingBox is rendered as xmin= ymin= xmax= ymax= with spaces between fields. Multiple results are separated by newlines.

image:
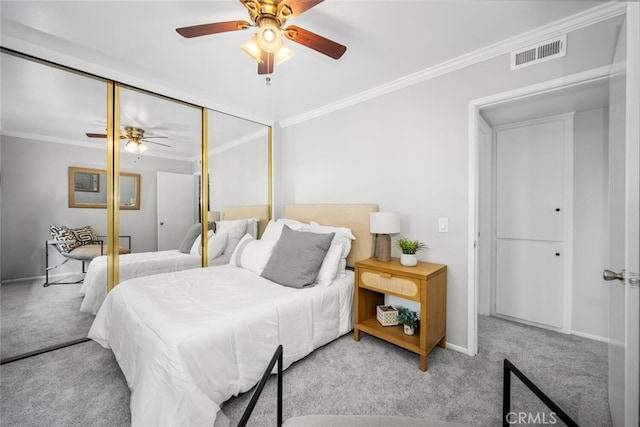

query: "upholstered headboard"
xmin=283 ymin=204 xmax=379 ymax=268
xmin=223 ymin=204 xmax=271 ymax=238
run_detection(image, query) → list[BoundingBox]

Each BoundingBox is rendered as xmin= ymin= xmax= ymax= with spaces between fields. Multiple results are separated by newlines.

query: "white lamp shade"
xmin=370 ymin=212 xmax=401 ymax=234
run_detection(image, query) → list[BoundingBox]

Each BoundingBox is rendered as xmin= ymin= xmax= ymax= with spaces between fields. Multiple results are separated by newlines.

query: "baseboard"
xmin=445 ymin=342 xmax=471 ymax=356
xmin=570 ymin=330 xmax=609 ymax=344
xmin=1 ymin=272 xmax=79 ymax=285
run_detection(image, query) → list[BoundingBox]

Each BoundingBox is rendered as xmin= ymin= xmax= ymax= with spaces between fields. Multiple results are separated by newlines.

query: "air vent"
xmin=511 ymin=35 xmax=567 ymax=70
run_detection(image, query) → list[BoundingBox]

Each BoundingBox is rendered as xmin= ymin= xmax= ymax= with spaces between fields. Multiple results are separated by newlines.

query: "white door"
xmin=157 ymin=171 xmax=196 ymax=251
xmin=606 ymin=5 xmax=639 ymax=425
xmin=494 ymin=116 xmax=572 ymax=330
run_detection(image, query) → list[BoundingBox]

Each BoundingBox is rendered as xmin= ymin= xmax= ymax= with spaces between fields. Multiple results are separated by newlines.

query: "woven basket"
xmin=376 ymin=305 xmax=398 ymax=326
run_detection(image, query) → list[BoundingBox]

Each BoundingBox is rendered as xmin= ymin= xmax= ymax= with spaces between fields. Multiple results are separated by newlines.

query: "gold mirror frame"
xmin=68 ymin=166 xmax=140 ymax=210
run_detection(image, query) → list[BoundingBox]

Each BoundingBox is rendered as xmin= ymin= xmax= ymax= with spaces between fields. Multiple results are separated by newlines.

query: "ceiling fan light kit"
xmin=241 ymin=35 xmax=263 ymax=62
xmin=125 ymin=140 xmax=148 ymax=154
xmin=176 ymin=0 xmax=346 ymax=75
xmin=256 ymin=17 xmax=282 ymax=52
xmin=86 ymin=125 xmax=170 ymax=154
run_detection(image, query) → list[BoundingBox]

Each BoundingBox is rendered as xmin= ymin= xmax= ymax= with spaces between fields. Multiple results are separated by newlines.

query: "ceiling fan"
xmin=86 ymin=126 xmax=171 ymax=154
xmin=176 ymin=0 xmax=347 ymax=75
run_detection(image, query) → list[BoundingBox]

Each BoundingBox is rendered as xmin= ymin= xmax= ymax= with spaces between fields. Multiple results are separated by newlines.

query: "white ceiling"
xmin=0 ymin=0 xmax=615 ymax=159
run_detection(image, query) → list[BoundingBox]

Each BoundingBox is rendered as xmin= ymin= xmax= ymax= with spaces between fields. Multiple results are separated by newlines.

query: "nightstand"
xmin=353 ymin=257 xmax=447 ymax=371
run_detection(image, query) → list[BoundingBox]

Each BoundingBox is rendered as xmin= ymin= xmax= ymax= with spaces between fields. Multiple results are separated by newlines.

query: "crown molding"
xmin=279 ymin=2 xmax=626 ymax=128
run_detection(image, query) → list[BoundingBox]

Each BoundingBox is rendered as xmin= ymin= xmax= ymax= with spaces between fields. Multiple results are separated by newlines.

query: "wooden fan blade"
xmin=144 ymin=140 xmax=172 ymax=148
xmin=86 ymin=132 xmax=130 ymax=138
xmin=176 ymin=20 xmax=251 ymax=38
xmin=278 ymin=0 xmax=324 ymax=19
xmin=284 ymin=25 xmax=346 ymax=59
xmin=258 ymin=51 xmax=274 ymax=75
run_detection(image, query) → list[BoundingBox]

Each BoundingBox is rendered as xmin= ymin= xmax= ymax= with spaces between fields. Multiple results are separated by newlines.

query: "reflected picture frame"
xmin=68 ymin=166 xmax=140 ymax=210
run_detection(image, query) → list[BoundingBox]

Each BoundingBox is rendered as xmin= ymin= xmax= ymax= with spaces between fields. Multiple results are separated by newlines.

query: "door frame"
xmin=467 ymin=64 xmax=611 ymax=356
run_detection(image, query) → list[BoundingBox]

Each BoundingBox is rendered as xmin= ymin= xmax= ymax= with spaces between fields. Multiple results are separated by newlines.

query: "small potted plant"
xmin=397 ymin=308 xmax=419 ymax=335
xmin=396 ymin=236 xmax=427 ymax=266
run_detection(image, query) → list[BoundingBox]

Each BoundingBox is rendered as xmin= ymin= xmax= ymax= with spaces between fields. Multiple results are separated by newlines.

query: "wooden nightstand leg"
xmin=438 ymin=336 xmax=446 ymax=348
xmin=354 ymin=329 xmax=361 ymax=341
xmin=420 ymin=355 xmax=428 ymax=371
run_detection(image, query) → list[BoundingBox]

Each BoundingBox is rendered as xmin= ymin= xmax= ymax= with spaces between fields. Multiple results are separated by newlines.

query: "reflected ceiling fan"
xmin=176 ymin=0 xmax=347 ymax=74
xmin=85 ymin=126 xmax=171 ymax=154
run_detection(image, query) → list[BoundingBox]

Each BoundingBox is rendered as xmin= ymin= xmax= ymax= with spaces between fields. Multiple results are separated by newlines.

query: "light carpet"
xmin=1 ymin=278 xmax=94 ymax=360
xmin=0 ymin=315 xmax=611 ymax=426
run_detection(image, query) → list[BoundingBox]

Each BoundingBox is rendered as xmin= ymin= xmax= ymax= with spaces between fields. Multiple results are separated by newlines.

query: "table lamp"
xmin=370 ymin=212 xmax=401 ymax=262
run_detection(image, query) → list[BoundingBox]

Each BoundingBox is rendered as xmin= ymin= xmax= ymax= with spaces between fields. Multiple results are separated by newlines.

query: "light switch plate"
xmin=438 ymin=218 xmax=448 ymax=233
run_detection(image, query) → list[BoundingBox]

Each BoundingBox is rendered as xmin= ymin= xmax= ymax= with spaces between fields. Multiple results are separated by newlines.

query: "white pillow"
xmin=230 ymin=234 xmax=252 ymax=265
xmin=246 ymin=218 xmax=259 ymax=238
xmin=261 ymin=220 xmax=284 ymax=241
xmin=208 ymin=232 xmax=228 ymax=260
xmin=190 ymin=230 xmax=214 ymax=255
xmin=309 ymin=221 xmax=355 ymax=260
xmin=216 ymin=219 xmax=249 ymax=255
xmin=276 ymin=218 xmax=311 ymax=231
xmin=314 ymin=243 xmax=343 ymax=286
xmin=231 ymin=233 xmax=277 ymax=275
xmin=262 ymin=219 xmax=311 ymax=241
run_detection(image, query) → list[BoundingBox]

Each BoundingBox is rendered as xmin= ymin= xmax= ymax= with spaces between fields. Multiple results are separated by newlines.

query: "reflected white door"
xmin=607 ymin=5 xmax=639 ymax=425
xmin=157 ymin=171 xmax=196 ymax=251
xmin=494 ymin=116 xmax=572 ymax=330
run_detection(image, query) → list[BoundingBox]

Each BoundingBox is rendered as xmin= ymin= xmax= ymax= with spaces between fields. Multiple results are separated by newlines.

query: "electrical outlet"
xmin=438 ymin=218 xmax=448 ymax=233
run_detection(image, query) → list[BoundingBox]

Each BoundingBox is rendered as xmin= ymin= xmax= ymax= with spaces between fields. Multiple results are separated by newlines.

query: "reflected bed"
xmin=79 ymin=205 xmax=270 ymax=315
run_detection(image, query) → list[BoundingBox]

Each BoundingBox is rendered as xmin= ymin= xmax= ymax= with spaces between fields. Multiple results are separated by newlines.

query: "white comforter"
xmin=88 ymin=264 xmax=353 ymax=427
xmin=79 ymin=250 xmax=229 ymax=315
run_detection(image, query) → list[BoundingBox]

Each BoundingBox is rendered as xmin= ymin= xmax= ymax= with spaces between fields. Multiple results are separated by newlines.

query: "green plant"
xmin=396 ymin=236 xmax=427 ymax=255
xmin=397 ymin=308 xmax=419 ymax=328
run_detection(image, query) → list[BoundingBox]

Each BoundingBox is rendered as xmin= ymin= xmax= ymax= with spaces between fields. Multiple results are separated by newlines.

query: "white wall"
xmin=572 ymin=107 xmax=610 ymax=340
xmin=0 ymin=136 xmax=192 ymax=281
xmin=276 ymin=17 xmax=622 ymax=350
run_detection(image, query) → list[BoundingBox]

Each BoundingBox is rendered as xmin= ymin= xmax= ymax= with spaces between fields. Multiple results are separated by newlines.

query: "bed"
xmin=79 ymin=205 xmax=270 ymax=315
xmin=88 ymin=203 xmax=378 ymax=426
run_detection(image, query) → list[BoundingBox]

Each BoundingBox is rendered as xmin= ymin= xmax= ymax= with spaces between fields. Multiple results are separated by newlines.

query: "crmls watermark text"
xmin=506 ymin=412 xmax=558 ymax=425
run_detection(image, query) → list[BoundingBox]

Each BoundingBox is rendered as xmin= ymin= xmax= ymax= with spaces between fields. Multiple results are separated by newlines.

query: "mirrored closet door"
xmin=207 ymin=109 xmax=271 ymax=238
xmin=0 ymin=50 xmax=109 ymax=361
xmin=0 ymin=49 xmax=272 ymax=363
xmin=117 ymin=86 xmax=202 ymax=255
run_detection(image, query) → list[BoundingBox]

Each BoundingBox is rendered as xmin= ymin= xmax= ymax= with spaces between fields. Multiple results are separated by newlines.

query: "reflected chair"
xmin=45 ymin=225 xmax=131 ymax=286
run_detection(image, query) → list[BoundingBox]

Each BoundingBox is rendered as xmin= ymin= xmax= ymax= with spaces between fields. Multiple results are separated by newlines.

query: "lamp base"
xmin=375 ymin=234 xmax=391 ymax=262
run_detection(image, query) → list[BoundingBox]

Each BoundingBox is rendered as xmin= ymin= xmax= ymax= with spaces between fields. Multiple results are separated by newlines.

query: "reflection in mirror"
xmin=0 ymin=50 xmax=107 ymax=362
xmin=207 ymin=110 xmax=270 ymax=235
xmin=74 ymin=170 xmax=100 ymax=192
xmin=55 ymin=85 xmax=204 ymax=319
xmin=116 ymin=86 xmax=202 ymax=253
xmin=68 ymin=167 xmax=140 ymax=209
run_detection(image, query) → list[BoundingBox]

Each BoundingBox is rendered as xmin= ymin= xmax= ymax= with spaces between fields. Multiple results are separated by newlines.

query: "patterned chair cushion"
xmin=50 ymin=225 xmax=80 ymax=253
xmin=50 ymin=225 xmax=99 ymax=253
xmin=71 ymin=225 xmax=99 ymax=245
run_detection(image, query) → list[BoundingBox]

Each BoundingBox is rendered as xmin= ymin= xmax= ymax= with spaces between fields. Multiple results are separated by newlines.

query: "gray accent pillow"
xmin=261 ymin=225 xmax=334 ymax=288
xmin=178 ymin=222 xmax=215 ymax=254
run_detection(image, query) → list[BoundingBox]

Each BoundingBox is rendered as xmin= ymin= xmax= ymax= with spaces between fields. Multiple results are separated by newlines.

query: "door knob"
xmin=603 ymin=269 xmax=624 ymax=281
